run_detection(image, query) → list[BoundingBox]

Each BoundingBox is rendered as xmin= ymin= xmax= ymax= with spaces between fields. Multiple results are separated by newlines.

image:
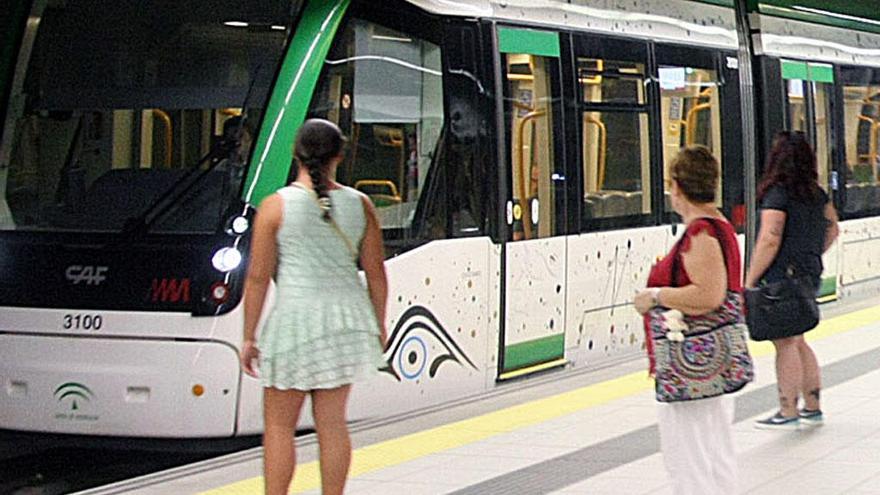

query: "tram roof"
xmin=403 ymin=0 xmax=880 ymax=67
xmin=405 ymin=0 xmax=880 ymax=36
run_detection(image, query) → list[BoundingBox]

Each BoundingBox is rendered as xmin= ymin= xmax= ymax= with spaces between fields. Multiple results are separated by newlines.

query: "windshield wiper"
xmin=121 ymin=138 xmax=237 ymax=236
xmin=123 ymin=65 xmax=263 ymax=236
xmin=54 ymin=114 xmax=86 ymax=207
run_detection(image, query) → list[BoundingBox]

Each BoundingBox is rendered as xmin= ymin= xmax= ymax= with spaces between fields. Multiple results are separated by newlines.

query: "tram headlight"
xmin=212 ymin=247 xmax=242 ymax=272
xmin=230 ymin=216 xmax=250 ymax=235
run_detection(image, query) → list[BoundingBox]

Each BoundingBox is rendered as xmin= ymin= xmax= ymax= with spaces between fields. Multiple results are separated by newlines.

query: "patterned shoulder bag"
xmin=648 ymin=218 xmax=755 ymax=403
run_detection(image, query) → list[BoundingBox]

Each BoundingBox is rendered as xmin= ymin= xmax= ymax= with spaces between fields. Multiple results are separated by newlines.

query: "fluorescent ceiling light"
xmin=224 ymin=21 xmax=249 ymax=28
xmin=792 ymin=6 xmax=880 ymax=27
xmin=372 ymin=35 xmax=413 ymax=43
xmin=271 ymin=25 xmax=286 ymax=31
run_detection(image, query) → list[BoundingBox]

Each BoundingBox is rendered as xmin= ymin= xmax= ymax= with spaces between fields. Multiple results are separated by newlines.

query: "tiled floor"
xmin=107 ymin=300 xmax=880 ymax=495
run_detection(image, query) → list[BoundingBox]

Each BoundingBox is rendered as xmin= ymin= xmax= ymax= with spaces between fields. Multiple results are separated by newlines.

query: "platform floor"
xmin=80 ymin=297 xmax=880 ymax=495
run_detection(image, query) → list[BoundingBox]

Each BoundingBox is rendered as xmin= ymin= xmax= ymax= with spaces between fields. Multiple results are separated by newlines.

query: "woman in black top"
xmin=745 ymin=131 xmax=839 ymax=429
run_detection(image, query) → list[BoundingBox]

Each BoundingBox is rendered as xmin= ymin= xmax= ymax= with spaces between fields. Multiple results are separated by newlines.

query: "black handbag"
xmin=745 ymin=269 xmax=819 ymax=341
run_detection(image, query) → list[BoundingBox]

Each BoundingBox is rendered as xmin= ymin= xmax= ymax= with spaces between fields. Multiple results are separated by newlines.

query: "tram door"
xmin=782 ymin=60 xmax=836 ymax=194
xmin=781 ymin=60 xmax=838 ymax=300
xmin=497 ymin=27 xmax=568 ymax=379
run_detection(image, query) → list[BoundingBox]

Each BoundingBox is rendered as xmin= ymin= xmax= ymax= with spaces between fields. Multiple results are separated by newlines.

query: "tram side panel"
xmin=565 ymin=226 xmax=673 ymax=369
xmin=838 ymin=217 xmax=880 ymax=301
xmin=347 ymin=238 xmax=497 ymax=421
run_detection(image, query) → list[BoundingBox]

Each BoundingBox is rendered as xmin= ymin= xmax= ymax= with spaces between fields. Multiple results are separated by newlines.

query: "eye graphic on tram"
xmin=380 ymin=306 xmax=478 ymax=381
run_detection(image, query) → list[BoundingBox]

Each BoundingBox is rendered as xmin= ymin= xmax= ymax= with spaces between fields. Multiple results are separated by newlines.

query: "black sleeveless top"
xmin=760 ymin=184 xmax=829 ymax=286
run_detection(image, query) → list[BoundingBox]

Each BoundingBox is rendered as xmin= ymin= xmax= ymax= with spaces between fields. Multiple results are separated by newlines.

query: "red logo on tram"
xmin=149 ymin=278 xmax=191 ymax=303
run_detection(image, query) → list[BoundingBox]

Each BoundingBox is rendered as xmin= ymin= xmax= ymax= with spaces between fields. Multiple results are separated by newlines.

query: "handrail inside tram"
xmin=516 ymin=109 xmax=546 ymax=240
xmin=151 ymin=109 xmax=173 ymax=168
xmin=583 ymin=115 xmax=607 ymax=190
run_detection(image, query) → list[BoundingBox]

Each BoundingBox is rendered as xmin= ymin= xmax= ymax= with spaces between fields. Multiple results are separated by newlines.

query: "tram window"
xmin=306 ymin=19 xmax=449 ymax=251
xmin=577 ymin=56 xmax=651 ymax=223
xmin=840 ymin=67 xmax=880 ymax=215
xmin=503 ymin=54 xmax=558 ymax=240
xmin=658 ymin=67 xmax=722 ymax=209
xmin=581 ymin=111 xmax=651 ymax=219
xmin=2 ymin=1 xmax=288 ymax=232
xmin=786 ymin=80 xmax=808 ymax=132
xmin=505 ymin=54 xmax=557 ymax=239
xmin=578 ymin=58 xmax=646 ymax=105
xmin=813 ymin=82 xmax=834 ymax=193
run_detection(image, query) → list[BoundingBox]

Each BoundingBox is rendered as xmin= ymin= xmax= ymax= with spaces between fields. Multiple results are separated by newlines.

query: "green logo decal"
xmin=54 ymin=382 xmax=94 ymax=411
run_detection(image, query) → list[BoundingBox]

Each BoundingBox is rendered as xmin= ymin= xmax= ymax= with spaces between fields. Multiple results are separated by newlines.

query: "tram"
xmin=2 ymin=0 xmax=880 ymax=438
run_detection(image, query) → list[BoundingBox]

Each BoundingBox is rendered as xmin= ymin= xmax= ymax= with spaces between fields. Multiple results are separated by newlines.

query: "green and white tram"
xmin=2 ymin=0 xmax=880 ymax=438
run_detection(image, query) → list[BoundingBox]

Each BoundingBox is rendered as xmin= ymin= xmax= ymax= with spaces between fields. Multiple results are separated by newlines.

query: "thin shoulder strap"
xmin=290 ymin=182 xmax=358 ymax=260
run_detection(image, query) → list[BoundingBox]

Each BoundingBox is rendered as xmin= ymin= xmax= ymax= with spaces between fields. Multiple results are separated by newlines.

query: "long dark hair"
xmin=757 ymin=131 xmax=823 ymax=203
xmin=293 ymin=119 xmax=345 ymax=221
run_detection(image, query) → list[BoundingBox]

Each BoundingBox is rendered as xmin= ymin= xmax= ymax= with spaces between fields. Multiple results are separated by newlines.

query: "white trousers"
xmin=657 ymin=395 xmax=738 ymax=494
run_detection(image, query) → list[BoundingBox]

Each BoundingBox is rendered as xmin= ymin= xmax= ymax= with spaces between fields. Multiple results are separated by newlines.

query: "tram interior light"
xmin=223 ymin=21 xmax=249 ymax=28
xmin=212 ymin=247 xmax=242 ymax=272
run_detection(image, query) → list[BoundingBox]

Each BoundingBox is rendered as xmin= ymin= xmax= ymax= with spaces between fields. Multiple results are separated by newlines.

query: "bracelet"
xmin=650 ymin=288 xmax=662 ymax=307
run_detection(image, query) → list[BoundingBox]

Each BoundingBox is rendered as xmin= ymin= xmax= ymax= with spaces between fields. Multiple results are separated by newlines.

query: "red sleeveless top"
xmin=644 ymin=217 xmax=742 ymax=374
xmin=647 ymin=218 xmax=742 ymax=291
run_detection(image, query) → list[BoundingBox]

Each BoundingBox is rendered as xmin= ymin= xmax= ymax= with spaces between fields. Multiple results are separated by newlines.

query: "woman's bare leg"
xmin=311 ymin=386 xmax=352 ymax=495
xmin=796 ymin=337 xmax=822 ymax=410
xmin=263 ymin=387 xmax=307 ymax=495
xmin=773 ymin=336 xmax=802 ymax=417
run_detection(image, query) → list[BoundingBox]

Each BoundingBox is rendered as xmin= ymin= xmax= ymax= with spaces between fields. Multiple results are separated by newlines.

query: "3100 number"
xmin=63 ymin=314 xmax=103 ymax=331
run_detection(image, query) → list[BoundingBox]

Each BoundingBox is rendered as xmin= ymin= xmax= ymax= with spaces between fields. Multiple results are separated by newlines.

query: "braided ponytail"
xmin=293 ymin=119 xmax=346 ymax=221
xmin=306 ymin=159 xmax=332 ymax=221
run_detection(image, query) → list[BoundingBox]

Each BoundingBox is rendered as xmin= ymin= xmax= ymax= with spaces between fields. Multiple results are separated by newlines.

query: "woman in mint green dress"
xmin=240 ymin=119 xmax=388 ymax=495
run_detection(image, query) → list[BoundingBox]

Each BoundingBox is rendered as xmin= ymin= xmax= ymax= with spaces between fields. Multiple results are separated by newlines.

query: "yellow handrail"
xmin=857 ymin=115 xmax=879 ymax=175
xmin=354 ymin=179 xmax=400 ymax=198
xmin=583 ymin=115 xmax=607 ymax=190
xmin=372 ymin=126 xmax=406 ymax=197
xmin=686 ymin=102 xmax=712 ymax=146
xmin=516 ymin=110 xmax=546 ymax=240
xmin=151 ymin=109 xmax=173 ymax=168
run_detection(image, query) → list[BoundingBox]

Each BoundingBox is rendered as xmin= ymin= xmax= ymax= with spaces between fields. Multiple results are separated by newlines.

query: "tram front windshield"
xmin=0 ymin=1 xmax=292 ymax=233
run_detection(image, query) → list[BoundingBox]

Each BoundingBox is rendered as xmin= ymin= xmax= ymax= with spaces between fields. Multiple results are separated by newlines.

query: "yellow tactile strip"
xmin=203 ymin=304 xmax=880 ymax=494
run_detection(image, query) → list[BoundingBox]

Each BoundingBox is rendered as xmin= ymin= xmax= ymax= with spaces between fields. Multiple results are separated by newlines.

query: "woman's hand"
xmin=634 ymin=288 xmax=658 ymax=315
xmin=240 ymin=341 xmax=260 ymax=378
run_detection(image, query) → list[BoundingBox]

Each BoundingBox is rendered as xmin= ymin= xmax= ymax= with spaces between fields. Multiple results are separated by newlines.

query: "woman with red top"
xmin=634 ymin=146 xmax=740 ymax=494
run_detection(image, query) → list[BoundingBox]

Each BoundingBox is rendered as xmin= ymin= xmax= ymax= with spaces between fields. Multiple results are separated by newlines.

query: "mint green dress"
xmin=258 ymin=184 xmax=385 ymax=390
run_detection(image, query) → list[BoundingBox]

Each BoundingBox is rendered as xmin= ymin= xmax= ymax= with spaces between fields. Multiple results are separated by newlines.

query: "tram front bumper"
xmin=0 ymin=333 xmax=241 ymax=438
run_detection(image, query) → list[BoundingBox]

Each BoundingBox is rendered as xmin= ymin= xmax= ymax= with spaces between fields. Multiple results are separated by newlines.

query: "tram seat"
xmin=584 ymin=192 xmax=605 ymax=218
xmin=866 ymin=184 xmax=880 ymax=211
xmin=845 ymin=183 xmax=869 ymax=214
xmin=584 ymin=191 xmax=644 ymax=218
xmin=601 ymin=192 xmax=626 ymax=217
xmin=52 ymin=169 xmax=229 ymax=231
xmin=624 ymin=192 xmax=643 ymax=216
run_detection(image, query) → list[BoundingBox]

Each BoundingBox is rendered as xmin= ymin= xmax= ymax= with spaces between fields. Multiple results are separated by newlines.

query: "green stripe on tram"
xmin=781 ymin=60 xmax=809 ymax=81
xmin=503 ymin=334 xmax=565 ymax=373
xmin=808 ymin=63 xmax=834 ymax=84
xmin=781 ymin=60 xmax=835 ymax=83
xmin=242 ymin=0 xmax=350 ymax=206
xmin=817 ymin=276 xmax=838 ymax=303
xmin=498 ymin=27 xmax=561 ymax=58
